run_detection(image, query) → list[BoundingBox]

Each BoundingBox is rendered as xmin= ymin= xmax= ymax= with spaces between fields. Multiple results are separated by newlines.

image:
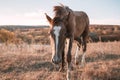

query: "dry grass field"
xmin=0 ymin=25 xmax=120 ymax=80
xmin=0 ymin=41 xmax=120 ymax=80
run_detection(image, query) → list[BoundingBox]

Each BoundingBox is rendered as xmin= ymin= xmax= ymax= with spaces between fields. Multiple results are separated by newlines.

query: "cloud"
xmin=23 ymin=10 xmax=46 ymax=19
xmin=24 ymin=12 xmax=39 ymax=17
xmin=0 ymin=10 xmax=48 ymax=25
xmin=0 ymin=9 xmax=49 ymax=25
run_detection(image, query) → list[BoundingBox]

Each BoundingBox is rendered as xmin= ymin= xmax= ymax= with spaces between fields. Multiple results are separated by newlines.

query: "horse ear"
xmin=45 ymin=13 xmax=52 ymax=24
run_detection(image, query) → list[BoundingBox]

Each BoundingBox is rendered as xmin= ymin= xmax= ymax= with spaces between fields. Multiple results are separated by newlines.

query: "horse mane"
xmin=54 ymin=6 xmax=64 ymax=16
xmin=53 ymin=4 xmax=70 ymax=16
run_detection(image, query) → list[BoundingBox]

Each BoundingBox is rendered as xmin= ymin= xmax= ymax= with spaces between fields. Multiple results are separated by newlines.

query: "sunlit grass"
xmin=0 ymin=42 xmax=120 ymax=80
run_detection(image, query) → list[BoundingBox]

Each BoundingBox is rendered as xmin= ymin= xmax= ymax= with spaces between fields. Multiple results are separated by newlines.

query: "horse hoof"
xmin=59 ymin=68 xmax=65 ymax=72
xmin=75 ymin=61 xmax=79 ymax=65
xmin=80 ymin=65 xmax=84 ymax=68
xmin=75 ymin=57 xmax=79 ymax=65
xmin=79 ymin=63 xmax=86 ymax=68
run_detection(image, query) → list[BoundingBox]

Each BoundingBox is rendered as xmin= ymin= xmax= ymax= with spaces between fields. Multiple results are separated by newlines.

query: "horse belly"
xmin=74 ymin=28 xmax=84 ymax=38
xmin=74 ymin=14 xmax=88 ymax=38
xmin=74 ymin=24 xmax=86 ymax=38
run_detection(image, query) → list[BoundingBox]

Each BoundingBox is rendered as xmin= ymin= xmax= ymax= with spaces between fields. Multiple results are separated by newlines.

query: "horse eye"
xmin=65 ymin=33 xmax=68 ymax=37
xmin=50 ymin=31 xmax=55 ymax=37
xmin=50 ymin=30 xmax=54 ymax=34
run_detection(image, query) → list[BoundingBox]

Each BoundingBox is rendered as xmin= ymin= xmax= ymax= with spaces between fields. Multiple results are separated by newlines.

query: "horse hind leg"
xmin=80 ymin=24 xmax=89 ymax=67
xmin=81 ymin=35 xmax=88 ymax=67
xmin=75 ymin=43 xmax=80 ymax=65
xmin=81 ymin=47 xmax=86 ymax=67
xmin=75 ymin=36 xmax=87 ymax=67
xmin=75 ymin=38 xmax=86 ymax=67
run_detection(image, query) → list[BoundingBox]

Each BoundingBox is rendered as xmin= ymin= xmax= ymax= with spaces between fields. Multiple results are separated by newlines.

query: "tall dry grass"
xmin=0 ymin=41 xmax=120 ymax=80
xmin=81 ymin=42 xmax=120 ymax=80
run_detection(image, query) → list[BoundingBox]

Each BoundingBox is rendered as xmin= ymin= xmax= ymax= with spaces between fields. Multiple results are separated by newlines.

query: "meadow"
xmin=0 ymin=25 xmax=120 ymax=80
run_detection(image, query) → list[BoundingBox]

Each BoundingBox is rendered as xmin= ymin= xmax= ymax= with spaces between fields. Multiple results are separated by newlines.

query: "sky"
xmin=0 ymin=0 xmax=120 ymax=25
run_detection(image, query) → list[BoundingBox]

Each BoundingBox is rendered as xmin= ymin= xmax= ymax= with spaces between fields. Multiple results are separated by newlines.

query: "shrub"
xmin=0 ymin=29 xmax=15 ymax=43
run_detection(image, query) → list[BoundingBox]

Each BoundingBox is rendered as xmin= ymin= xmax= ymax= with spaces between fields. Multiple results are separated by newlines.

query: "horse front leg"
xmin=59 ymin=48 xmax=65 ymax=72
xmin=66 ymin=37 xmax=73 ymax=80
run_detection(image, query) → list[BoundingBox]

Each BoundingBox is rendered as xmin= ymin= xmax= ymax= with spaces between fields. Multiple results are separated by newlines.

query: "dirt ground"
xmin=0 ymin=42 xmax=120 ymax=80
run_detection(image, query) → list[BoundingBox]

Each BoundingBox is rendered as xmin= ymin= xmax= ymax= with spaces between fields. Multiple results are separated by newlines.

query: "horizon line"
xmin=0 ymin=24 xmax=120 ymax=26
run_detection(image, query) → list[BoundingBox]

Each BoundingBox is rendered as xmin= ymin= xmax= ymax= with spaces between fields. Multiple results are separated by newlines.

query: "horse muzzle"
xmin=52 ymin=56 xmax=62 ymax=64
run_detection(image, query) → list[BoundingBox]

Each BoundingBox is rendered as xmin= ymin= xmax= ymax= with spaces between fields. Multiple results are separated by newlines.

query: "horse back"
xmin=73 ymin=11 xmax=89 ymax=38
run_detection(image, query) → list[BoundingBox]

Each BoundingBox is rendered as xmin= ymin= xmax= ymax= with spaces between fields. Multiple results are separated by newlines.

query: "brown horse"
xmin=45 ymin=4 xmax=89 ymax=80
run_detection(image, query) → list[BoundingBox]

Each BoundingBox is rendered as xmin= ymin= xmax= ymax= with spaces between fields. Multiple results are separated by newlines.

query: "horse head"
xmin=45 ymin=11 xmax=70 ymax=64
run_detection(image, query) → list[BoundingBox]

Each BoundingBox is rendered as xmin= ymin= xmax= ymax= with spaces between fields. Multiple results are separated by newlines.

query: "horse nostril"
xmin=52 ymin=58 xmax=59 ymax=64
xmin=52 ymin=56 xmax=62 ymax=64
xmin=52 ymin=58 xmax=54 ymax=63
xmin=52 ymin=58 xmax=57 ymax=64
